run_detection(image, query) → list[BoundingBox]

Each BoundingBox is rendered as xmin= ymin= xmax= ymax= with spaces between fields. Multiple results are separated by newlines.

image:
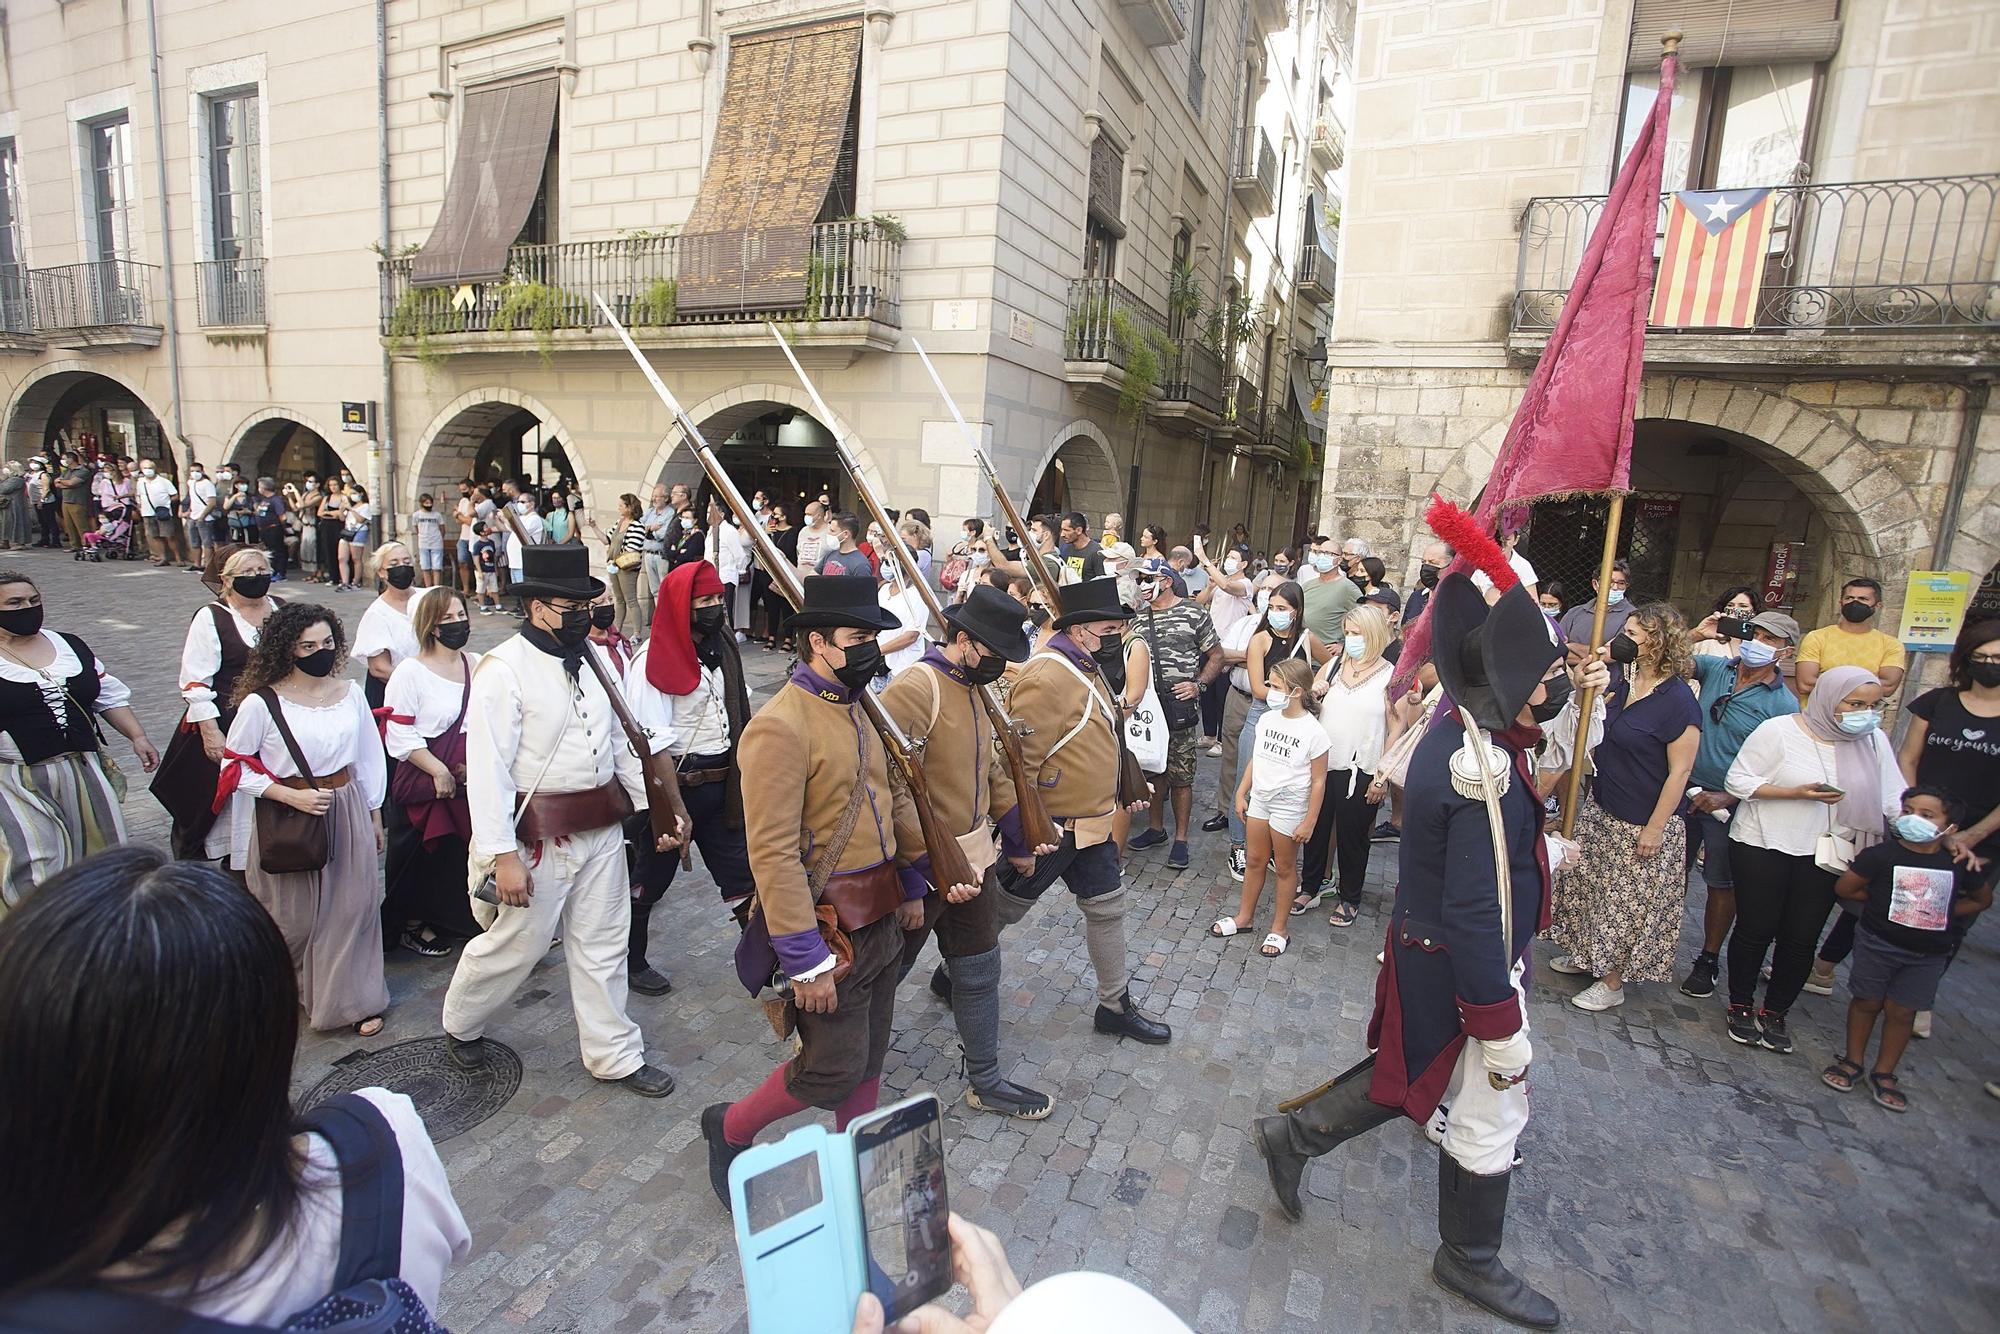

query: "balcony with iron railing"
xmin=378 ymin=221 xmax=903 ymax=359
xmin=1311 ymin=112 xmax=1346 ymax=173
xmin=1116 ymin=0 xmax=1187 ymax=47
xmin=28 ymin=259 xmax=163 ymax=348
xmin=1222 ymin=373 xmax=1262 ymax=443
xmin=1232 ymin=128 xmax=1277 ymax=217
xmin=0 ymin=264 xmax=33 ymax=347
xmin=197 ymin=257 xmax=266 ymax=328
xmin=1511 ymin=174 xmax=2000 ymax=370
xmin=1158 ymin=336 xmax=1225 ymax=423
xmin=1299 ymin=227 xmax=1337 ymax=305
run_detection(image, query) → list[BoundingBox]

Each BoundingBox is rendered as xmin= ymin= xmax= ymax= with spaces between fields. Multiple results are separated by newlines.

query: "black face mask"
xmin=231 ymin=574 xmax=272 ymax=600
xmin=831 ymin=638 xmax=886 ymax=691
xmin=1606 ymin=634 xmax=1640 ymax=666
xmin=693 ymin=604 xmax=729 ymax=637
xmin=1350 ymin=573 xmax=1369 ymax=590
xmin=0 ymin=603 xmax=45 ymax=638
xmin=1970 ymin=661 xmax=2000 ymax=690
xmin=1027 ymin=605 xmax=1051 ymax=628
xmin=295 ymin=646 xmax=338 ymax=678
xmin=963 ymin=650 xmax=1008 ymax=686
xmin=436 ymin=621 xmax=472 ymax=651
xmin=385 ymin=565 xmax=417 ymax=590
xmin=1529 ymin=672 xmax=1571 ymax=723
xmin=1419 ymin=563 xmax=1440 ymax=589
xmin=591 ymin=604 xmax=617 ymax=631
xmin=1840 ymin=600 xmax=1875 ymax=624
xmin=554 ymin=607 xmax=593 ymax=648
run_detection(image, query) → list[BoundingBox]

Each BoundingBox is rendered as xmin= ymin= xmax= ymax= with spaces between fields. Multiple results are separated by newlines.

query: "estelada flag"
xmin=1649 ymin=188 xmax=1776 ymax=329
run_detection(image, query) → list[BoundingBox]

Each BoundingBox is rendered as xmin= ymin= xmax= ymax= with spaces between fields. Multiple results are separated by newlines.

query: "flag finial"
xmin=1661 ymin=29 xmax=1683 ymax=56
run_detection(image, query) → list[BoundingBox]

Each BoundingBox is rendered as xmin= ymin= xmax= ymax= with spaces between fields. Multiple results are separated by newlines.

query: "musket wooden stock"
xmin=497 ymin=505 xmax=690 ymax=865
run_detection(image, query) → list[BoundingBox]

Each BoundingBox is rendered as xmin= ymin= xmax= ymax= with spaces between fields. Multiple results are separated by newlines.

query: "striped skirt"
xmin=0 ymin=750 xmax=127 ymax=917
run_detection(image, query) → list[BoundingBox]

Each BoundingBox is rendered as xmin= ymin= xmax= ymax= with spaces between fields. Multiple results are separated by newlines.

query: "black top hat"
xmin=785 ymin=574 xmax=901 ymax=633
xmin=942 ymin=583 xmax=1033 ymax=662
xmin=1429 ymin=573 xmax=1563 ymax=732
xmin=1052 ymin=577 xmax=1136 ymax=630
xmin=512 ymin=543 xmax=605 ymax=603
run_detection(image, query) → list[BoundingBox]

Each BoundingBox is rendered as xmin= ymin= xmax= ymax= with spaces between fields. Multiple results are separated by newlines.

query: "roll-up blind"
xmin=1088 ymin=134 xmax=1126 ymax=236
xmin=1627 ymin=0 xmax=1841 ymax=71
xmin=411 ymin=77 xmax=559 ymax=287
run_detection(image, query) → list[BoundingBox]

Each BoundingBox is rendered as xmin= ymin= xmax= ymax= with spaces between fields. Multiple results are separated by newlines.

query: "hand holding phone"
xmin=1715 ymin=615 xmax=1751 ymax=640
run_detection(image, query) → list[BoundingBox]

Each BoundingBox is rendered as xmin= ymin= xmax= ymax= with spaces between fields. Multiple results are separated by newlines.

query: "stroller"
xmin=78 ymin=504 xmax=139 ymax=561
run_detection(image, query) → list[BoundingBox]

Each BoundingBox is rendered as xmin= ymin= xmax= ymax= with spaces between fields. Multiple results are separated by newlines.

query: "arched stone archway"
xmin=639 ymin=382 xmax=888 ymax=500
xmin=225 ymin=407 xmax=345 ymax=480
xmin=3 ymin=360 xmax=175 ymax=465
xmin=1025 ymin=420 xmax=1121 ymax=524
xmin=406 ymin=388 xmax=592 ymax=515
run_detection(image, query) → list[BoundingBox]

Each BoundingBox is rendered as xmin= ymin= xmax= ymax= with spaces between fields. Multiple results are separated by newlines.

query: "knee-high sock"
xmin=1077 ymin=888 xmax=1133 ymax=1007
xmin=947 ymin=947 xmax=1004 ymax=1091
xmin=724 ymin=1065 xmax=808 ymax=1146
xmin=833 ymin=1077 xmax=881 ymax=1131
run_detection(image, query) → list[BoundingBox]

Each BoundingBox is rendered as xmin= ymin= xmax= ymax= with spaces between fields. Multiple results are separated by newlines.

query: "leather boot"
xmin=1092 ymin=989 xmax=1171 ymax=1044
xmin=948 ymin=947 xmax=1054 ymax=1120
xmin=627 ymin=899 xmax=671 ymax=995
xmin=928 ymin=962 xmax=952 ymax=1003
xmin=1251 ymin=1069 xmax=1397 ymax=1221
xmin=1431 ymin=1148 xmax=1560 ymax=1329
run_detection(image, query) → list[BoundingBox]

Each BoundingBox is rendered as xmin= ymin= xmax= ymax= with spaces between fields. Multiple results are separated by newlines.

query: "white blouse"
xmin=180 ymin=1089 xmax=471 ymax=1325
xmin=1724 ymin=713 xmax=1902 ymax=856
xmin=0 ymin=630 xmax=132 ymax=763
xmin=352 ymin=596 xmax=419 ymax=669
xmin=221 ymin=681 xmax=387 ymax=869
xmin=178 ymin=602 xmax=272 ymax=723
xmin=382 ymin=653 xmax=480 ymax=760
xmin=1317 ymin=657 xmax=1394 ymax=784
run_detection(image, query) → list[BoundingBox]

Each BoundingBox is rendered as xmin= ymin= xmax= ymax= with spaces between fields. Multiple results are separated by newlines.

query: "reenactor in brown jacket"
xmin=883 ymin=583 xmax=1058 ymax=1120
xmin=988 ymin=577 xmax=1172 ymax=1044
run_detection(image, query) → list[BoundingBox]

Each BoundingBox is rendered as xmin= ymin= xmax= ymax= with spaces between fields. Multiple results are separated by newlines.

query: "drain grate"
xmin=301 ymin=1037 xmax=523 ymax=1142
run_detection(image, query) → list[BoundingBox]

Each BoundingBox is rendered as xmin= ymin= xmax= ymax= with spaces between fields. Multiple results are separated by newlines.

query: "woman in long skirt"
xmin=220 ymin=602 xmax=389 ymax=1034
xmin=381 ymin=587 xmax=482 ymax=951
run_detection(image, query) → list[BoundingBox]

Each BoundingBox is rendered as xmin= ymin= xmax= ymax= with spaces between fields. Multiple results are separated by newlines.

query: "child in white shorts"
xmin=1211 ymin=657 xmax=1328 ymax=957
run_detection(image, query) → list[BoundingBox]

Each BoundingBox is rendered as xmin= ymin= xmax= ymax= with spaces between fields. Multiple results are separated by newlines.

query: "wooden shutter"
xmin=1088 ymin=134 xmax=1125 ymax=235
xmin=411 ymin=77 xmax=559 ymax=287
xmin=1629 ymin=0 xmax=1841 ymax=71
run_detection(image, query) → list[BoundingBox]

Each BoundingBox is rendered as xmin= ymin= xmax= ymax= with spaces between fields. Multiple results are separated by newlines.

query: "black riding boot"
xmin=1251 ymin=1068 xmax=1397 ymax=1221
xmin=627 ymin=898 xmax=671 ymax=996
xmin=1431 ymin=1148 xmax=1560 ymax=1329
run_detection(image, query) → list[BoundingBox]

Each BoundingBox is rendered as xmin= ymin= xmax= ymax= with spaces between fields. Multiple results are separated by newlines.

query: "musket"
xmin=910 ymin=338 xmax=1151 ymax=809
xmin=766 ymin=324 xmax=1063 ymax=855
xmin=590 ymin=294 xmax=980 ymax=895
xmin=497 ymin=503 xmax=691 ymax=866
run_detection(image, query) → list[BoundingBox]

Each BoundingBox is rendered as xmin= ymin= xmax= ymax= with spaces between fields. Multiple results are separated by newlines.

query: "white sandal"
xmin=1260 ymin=933 xmax=1289 ymax=957
xmin=1209 ymin=915 xmax=1244 ymax=938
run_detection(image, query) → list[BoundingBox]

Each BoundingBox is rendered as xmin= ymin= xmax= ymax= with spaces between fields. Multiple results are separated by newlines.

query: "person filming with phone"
xmin=1675 ymin=609 xmax=1803 ymax=999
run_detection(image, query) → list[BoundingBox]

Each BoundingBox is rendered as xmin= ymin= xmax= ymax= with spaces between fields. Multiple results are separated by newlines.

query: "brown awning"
xmin=411 ymin=77 xmax=559 ymax=287
xmin=1628 ymin=0 xmax=1840 ymax=71
xmin=677 ymin=19 xmax=863 ymax=313
xmin=1088 ymin=134 xmax=1126 ymax=238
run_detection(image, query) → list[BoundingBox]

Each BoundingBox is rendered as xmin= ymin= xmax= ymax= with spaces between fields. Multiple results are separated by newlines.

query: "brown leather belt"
xmin=278 ymin=767 xmax=351 ymax=791
xmin=516 ymin=779 xmax=634 ymax=843
xmin=679 ymin=766 xmax=730 ymax=788
xmin=819 ymin=861 xmax=902 ymax=933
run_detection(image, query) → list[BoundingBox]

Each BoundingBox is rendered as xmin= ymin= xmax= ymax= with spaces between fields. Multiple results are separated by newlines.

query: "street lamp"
xmin=1298 ymin=335 xmax=1330 ymax=391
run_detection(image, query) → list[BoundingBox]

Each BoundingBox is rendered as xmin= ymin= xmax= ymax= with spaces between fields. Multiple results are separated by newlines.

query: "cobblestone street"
xmin=26 ymin=549 xmax=1999 ymax=1333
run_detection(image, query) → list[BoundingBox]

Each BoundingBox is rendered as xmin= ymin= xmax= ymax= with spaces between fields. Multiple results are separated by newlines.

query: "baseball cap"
xmin=1136 ymin=558 xmax=1186 ymax=598
xmin=1363 ymin=586 xmax=1403 ymax=613
xmin=1746 ymin=610 xmax=1801 ymax=642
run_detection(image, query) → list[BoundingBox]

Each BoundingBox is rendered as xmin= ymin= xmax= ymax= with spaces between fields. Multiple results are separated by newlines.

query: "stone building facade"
xmin=1320 ymin=0 xmax=1998 ymax=643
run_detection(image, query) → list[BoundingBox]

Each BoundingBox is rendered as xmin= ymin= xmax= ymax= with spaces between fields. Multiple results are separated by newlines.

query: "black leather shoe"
xmin=1431 ymin=1150 xmax=1560 ymax=1329
xmin=1200 ymin=813 xmax=1230 ymax=832
xmin=929 ymin=963 xmax=952 ymax=1003
xmin=1093 ymin=990 xmax=1171 ymax=1044
xmin=1253 ymin=1116 xmax=1308 ymax=1221
xmin=701 ymin=1102 xmax=746 ymax=1209
xmin=966 ymin=1078 xmax=1055 ymax=1120
xmin=445 ymin=1035 xmax=487 ymax=1070
xmin=629 ymin=964 xmax=674 ymax=996
xmin=615 ymin=1063 xmax=676 ymax=1098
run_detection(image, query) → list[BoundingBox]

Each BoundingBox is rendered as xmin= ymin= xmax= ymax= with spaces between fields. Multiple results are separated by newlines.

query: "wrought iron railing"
xmin=1160 ymin=338 xmax=1225 ymax=413
xmin=1299 ymin=232 xmax=1335 ymax=297
xmin=1224 ymin=373 xmax=1262 ymax=435
xmin=1262 ymin=395 xmax=1302 ymax=454
xmin=1062 ymin=276 xmax=1162 ymax=364
xmin=1311 ymin=113 xmax=1345 ymax=170
xmin=28 ymin=259 xmax=160 ymax=330
xmin=1233 ymin=128 xmax=1277 ymax=202
xmin=377 ymin=222 xmax=903 ymax=338
xmin=197 ymin=257 xmax=265 ymax=326
xmin=1513 ymin=174 xmax=2000 ymax=334
xmin=0 ymin=264 xmax=29 ymax=335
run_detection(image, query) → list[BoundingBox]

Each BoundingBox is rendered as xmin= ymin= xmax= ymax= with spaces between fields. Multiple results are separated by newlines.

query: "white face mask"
xmin=1268 ymin=687 xmax=1293 ymax=708
xmin=1223 ymin=555 xmax=1243 ymax=575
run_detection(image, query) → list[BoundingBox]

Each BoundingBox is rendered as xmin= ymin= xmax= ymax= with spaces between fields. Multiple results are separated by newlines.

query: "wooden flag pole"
xmin=1559 ymin=491 xmax=1625 ymax=839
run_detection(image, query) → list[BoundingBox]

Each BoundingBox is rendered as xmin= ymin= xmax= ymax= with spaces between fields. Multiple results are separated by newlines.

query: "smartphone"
xmin=1716 ymin=615 xmax=1751 ymax=640
xmin=850 ymin=1094 xmax=951 ymax=1321
xmin=1813 ymin=784 xmax=1846 ymax=797
xmin=731 ymin=1125 xmax=865 ymax=1334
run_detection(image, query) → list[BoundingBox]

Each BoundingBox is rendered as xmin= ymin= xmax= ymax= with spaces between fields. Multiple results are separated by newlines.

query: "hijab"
xmin=1797 ymin=663 xmax=1889 ymax=840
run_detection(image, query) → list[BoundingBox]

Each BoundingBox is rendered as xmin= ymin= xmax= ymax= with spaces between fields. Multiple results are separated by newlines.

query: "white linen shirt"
xmin=878 ymin=581 xmax=932 ymax=677
xmin=178 ymin=603 xmax=270 ymax=723
xmin=465 ymin=636 xmax=646 ymax=858
xmin=382 ymin=653 xmax=480 ymax=760
xmin=353 ymin=596 xmax=420 ymax=672
xmin=1724 ymin=713 xmax=1902 ymax=856
xmin=0 ymin=631 xmax=132 ymax=762
xmin=221 ymin=681 xmax=387 ymax=869
xmin=623 ymin=641 xmax=731 ymax=759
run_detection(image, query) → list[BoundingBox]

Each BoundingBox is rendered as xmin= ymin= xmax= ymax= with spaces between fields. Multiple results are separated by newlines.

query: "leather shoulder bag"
xmin=254 ymin=687 xmax=332 ymax=874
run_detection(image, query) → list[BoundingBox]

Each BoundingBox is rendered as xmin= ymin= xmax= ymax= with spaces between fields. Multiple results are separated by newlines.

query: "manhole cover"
xmin=301 ymin=1037 xmax=523 ymax=1142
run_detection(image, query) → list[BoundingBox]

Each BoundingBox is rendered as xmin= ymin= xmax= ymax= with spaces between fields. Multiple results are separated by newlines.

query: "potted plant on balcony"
xmin=630 ymin=278 xmax=678 ymax=328
xmin=387 ymin=285 xmax=464 ymax=375
xmin=491 ymin=275 xmax=573 ymax=366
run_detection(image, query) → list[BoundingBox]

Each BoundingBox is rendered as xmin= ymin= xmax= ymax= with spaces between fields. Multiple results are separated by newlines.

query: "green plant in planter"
xmin=1293 ymin=428 xmax=1315 ymax=473
xmin=1107 ymin=310 xmax=1176 ymax=423
xmin=838 ymin=213 xmax=908 ymax=243
xmin=1168 ymin=260 xmax=1206 ymax=328
xmin=630 ymin=278 xmax=678 ymax=327
xmin=1201 ymin=294 xmax=1261 ymax=355
xmin=387 ymin=286 xmax=462 ymax=374
xmin=491 ymin=280 xmax=569 ymax=366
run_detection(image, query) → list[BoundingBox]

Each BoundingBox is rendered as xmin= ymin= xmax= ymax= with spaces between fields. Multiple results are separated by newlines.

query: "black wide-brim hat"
xmin=1051 ymin=576 xmax=1136 ymax=630
xmin=512 ymin=542 xmax=605 ymax=603
xmin=786 ymin=574 xmax=901 ymax=632
xmin=943 ymin=583 xmax=1033 ymax=661
xmin=1429 ymin=572 xmax=1563 ymax=732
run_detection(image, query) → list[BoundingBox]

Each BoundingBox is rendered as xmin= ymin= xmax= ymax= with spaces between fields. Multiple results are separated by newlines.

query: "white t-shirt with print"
xmin=1250 ymin=706 xmax=1331 ymax=806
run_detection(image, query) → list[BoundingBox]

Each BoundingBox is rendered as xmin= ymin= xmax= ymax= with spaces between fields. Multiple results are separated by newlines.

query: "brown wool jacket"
xmin=738 ymin=677 xmax=924 ymax=943
xmin=879 ymin=658 xmax=1019 ymax=847
xmin=1009 ymin=647 xmax=1120 ymax=820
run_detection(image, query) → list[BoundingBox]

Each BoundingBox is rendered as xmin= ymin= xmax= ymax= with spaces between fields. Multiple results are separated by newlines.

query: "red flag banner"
xmin=1649 ymin=188 xmax=1776 ymax=329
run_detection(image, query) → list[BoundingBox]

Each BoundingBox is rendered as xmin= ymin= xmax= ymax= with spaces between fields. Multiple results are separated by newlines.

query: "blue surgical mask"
xmin=1310 ymin=552 xmax=1337 ymax=574
xmin=1607 ymin=588 xmax=1626 ymax=605
xmin=1737 ymin=640 xmax=1778 ymax=668
xmin=1267 ymin=608 xmax=1294 ymax=632
xmin=1343 ymin=633 xmax=1368 ymax=660
xmin=1837 ymin=709 xmax=1881 ymax=736
xmin=1892 ymin=813 xmax=1942 ymax=843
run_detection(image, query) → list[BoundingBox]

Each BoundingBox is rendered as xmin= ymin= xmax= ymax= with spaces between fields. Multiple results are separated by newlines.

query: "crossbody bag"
xmin=254 ymin=688 xmax=331 ymax=874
